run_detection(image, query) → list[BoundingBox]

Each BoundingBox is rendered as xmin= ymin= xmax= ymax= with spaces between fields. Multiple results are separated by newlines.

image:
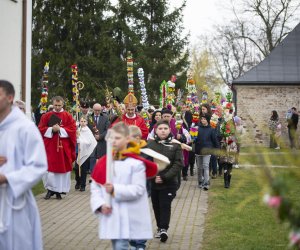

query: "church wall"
xmin=235 ymin=85 xmax=300 ymax=147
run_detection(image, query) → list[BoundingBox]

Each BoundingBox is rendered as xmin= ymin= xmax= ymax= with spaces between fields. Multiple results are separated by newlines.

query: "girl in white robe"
xmin=0 ymin=106 xmax=47 ymax=250
xmin=75 ymin=116 xmax=97 ymax=191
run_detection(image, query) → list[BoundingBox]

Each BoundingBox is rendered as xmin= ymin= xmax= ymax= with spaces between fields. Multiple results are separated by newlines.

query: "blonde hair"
xmin=128 ymin=125 xmax=142 ymax=138
xmin=111 ymin=122 xmax=129 ymax=136
xmin=80 ymin=115 xmax=88 ymax=122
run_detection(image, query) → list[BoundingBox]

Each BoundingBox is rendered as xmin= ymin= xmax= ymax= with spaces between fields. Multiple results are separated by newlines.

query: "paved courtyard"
xmin=37 ymin=173 xmax=208 ymax=250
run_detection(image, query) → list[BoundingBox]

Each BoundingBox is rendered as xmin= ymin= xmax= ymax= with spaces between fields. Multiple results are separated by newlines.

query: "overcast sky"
xmin=171 ymin=0 xmax=234 ymax=43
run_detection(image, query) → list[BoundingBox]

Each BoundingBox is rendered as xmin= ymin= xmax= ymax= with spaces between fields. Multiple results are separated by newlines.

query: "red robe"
xmin=38 ymin=111 xmax=77 ymax=173
xmin=112 ymin=114 xmax=149 ymax=140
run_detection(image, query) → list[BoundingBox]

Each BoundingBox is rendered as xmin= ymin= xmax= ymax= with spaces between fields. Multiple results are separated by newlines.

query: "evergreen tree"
xmin=32 ymin=0 xmax=190 ymax=106
xmin=111 ymin=0 xmax=190 ymax=103
xmin=32 ymin=0 xmax=114 ymax=106
xmin=136 ymin=0 xmax=189 ymax=103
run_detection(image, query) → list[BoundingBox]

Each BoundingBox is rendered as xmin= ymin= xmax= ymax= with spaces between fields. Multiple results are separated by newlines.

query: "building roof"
xmin=233 ymin=22 xmax=300 ymax=85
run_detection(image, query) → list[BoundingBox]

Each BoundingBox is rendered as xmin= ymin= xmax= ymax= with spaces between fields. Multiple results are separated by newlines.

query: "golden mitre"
xmin=123 ymin=93 xmax=138 ymax=108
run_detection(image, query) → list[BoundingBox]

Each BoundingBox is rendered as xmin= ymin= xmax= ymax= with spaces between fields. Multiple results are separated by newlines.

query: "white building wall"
xmin=0 ymin=0 xmax=23 ymax=100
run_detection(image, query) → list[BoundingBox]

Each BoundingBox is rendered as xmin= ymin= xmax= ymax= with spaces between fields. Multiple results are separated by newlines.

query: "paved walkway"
xmin=37 ymin=173 xmax=208 ymax=250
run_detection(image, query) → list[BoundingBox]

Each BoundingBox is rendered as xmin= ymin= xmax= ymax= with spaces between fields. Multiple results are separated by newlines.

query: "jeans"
xmin=151 ymin=188 xmax=176 ymax=230
xmin=196 ymin=155 xmax=211 ymax=186
xmin=129 ymin=239 xmax=147 ymax=249
xmin=111 ymin=239 xmax=129 ymax=250
xmin=209 ymin=155 xmax=217 ymax=176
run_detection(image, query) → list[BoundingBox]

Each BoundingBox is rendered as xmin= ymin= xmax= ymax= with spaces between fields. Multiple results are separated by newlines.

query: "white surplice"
xmin=77 ymin=126 xmax=97 ymax=166
xmin=90 ymin=158 xmax=153 ymax=240
xmin=0 ymin=106 xmax=47 ymax=250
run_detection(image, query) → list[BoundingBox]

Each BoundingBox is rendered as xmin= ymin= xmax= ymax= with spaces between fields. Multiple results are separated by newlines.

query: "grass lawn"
xmin=202 ymin=149 xmax=300 ymax=250
xmin=32 ymin=170 xmax=76 ymax=196
xmin=239 ymin=147 xmax=300 ymax=166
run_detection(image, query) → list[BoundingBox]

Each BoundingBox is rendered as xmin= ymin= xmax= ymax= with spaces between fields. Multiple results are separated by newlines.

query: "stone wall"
xmin=235 ymin=85 xmax=300 ymax=147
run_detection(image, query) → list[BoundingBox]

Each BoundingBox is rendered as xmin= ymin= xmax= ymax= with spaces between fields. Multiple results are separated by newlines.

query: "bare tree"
xmin=234 ymin=0 xmax=300 ymax=56
xmin=202 ymin=0 xmax=300 ymax=86
xmin=208 ymin=21 xmax=259 ymax=86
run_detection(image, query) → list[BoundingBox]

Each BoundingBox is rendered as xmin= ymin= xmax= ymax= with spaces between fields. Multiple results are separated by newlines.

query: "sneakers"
xmin=154 ymin=228 xmax=168 ymax=242
xmin=203 ymin=185 xmax=209 ymax=191
xmin=234 ymin=164 xmax=239 ymax=169
xmin=154 ymin=228 xmax=161 ymax=238
xmin=211 ymin=174 xmax=217 ymax=179
xmin=160 ymin=229 xmax=168 ymax=242
xmin=275 ymin=146 xmax=280 ymax=150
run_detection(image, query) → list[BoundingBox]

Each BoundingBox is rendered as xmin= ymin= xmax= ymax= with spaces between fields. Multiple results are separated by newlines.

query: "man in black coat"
xmin=287 ymin=107 xmax=299 ymax=149
xmin=89 ymin=103 xmax=110 ymax=172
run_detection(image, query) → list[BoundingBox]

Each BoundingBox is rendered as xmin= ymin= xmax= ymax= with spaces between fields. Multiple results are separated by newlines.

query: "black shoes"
xmin=56 ymin=193 xmax=62 ymax=199
xmin=80 ymin=187 xmax=85 ymax=192
xmin=160 ymin=229 xmax=168 ymax=242
xmin=75 ymin=183 xmax=80 ymax=190
xmin=183 ymin=176 xmax=188 ymax=181
xmin=44 ymin=190 xmax=64 ymax=200
xmin=44 ymin=190 xmax=54 ymax=200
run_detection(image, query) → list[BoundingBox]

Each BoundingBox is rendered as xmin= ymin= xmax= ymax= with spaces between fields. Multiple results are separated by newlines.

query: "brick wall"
xmin=235 ymin=85 xmax=300 ymax=147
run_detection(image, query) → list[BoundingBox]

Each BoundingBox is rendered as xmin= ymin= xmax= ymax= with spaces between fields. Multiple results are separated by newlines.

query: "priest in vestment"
xmin=112 ymin=93 xmax=149 ymax=140
xmin=0 ymin=80 xmax=47 ymax=250
xmin=38 ymin=96 xmax=77 ymax=199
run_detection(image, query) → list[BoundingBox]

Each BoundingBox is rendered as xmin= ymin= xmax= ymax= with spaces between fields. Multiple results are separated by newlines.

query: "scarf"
xmin=91 ymin=141 xmax=158 ymax=185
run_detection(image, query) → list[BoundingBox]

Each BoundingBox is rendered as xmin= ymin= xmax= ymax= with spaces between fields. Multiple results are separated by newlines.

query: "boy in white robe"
xmin=0 ymin=80 xmax=48 ymax=250
xmin=90 ymin=122 xmax=157 ymax=250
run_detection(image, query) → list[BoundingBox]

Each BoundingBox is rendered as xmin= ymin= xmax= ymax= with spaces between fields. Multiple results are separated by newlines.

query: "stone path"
xmin=37 ymin=173 xmax=208 ymax=250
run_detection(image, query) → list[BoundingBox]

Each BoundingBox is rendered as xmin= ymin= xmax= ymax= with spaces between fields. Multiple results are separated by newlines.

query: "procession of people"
xmin=0 ymin=60 xmax=299 ymax=249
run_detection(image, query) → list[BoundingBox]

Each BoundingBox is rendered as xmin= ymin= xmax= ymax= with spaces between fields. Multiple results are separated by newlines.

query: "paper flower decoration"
xmin=127 ymin=51 xmax=134 ymax=94
xmin=192 ymin=106 xmax=200 ymax=124
xmin=189 ymin=127 xmax=198 ymax=141
xmin=39 ymin=62 xmax=50 ymax=114
xmin=141 ymin=110 xmax=150 ymax=128
xmin=71 ymin=64 xmax=80 ymax=114
xmin=138 ymin=68 xmax=149 ymax=110
xmin=160 ymin=80 xmax=167 ymax=108
xmin=210 ymin=113 xmax=219 ymax=128
xmin=220 ymin=119 xmax=235 ymax=137
xmin=175 ymin=113 xmax=183 ymax=131
xmin=166 ymin=78 xmax=176 ymax=104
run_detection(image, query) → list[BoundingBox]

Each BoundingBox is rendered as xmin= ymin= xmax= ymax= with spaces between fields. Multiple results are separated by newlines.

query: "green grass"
xmin=239 ymin=147 xmax=300 ymax=166
xmin=32 ymin=180 xmax=45 ymax=196
xmin=32 ymin=170 xmax=76 ymax=196
xmin=202 ymin=150 xmax=300 ymax=250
